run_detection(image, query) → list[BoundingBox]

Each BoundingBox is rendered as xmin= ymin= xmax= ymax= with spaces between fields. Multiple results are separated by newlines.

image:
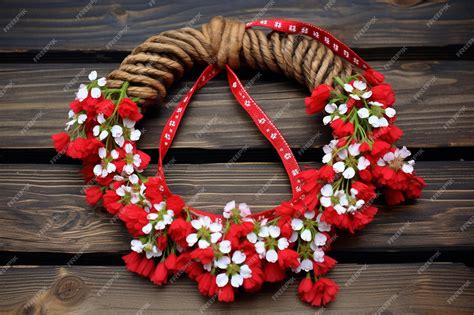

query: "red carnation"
xmin=168 ymin=217 xmax=193 ymax=248
xmin=310 ymin=278 xmax=339 ymax=306
xmin=84 ymin=185 xmax=103 ymax=206
xmin=164 ymin=252 xmax=178 ymax=272
xmin=318 ymin=164 xmax=335 ymax=182
xmin=52 ymin=132 xmax=70 ymax=153
xmin=363 ymin=69 xmax=385 ymax=86
xmin=123 ymin=251 xmax=155 ymax=278
xmin=166 ymin=195 xmax=185 ymax=215
xmin=305 ymin=84 xmax=332 ymax=115
xmin=150 ymin=262 xmax=168 ymax=285
xmin=118 ymin=98 xmax=143 ymax=121
xmin=371 ymin=140 xmax=391 ymax=157
xmin=330 ymin=119 xmax=354 ymax=138
xmin=118 ymin=204 xmax=148 ymax=237
xmin=190 ymin=247 xmax=214 ymax=265
xmin=95 ymin=99 xmax=115 ymax=117
xmin=197 ymin=272 xmax=218 ymax=297
xmin=102 ymin=189 xmax=123 ymax=215
xmin=278 ymin=249 xmax=300 ymax=269
xmin=298 ymin=277 xmax=313 ymax=297
xmin=218 ymin=284 xmax=235 ymax=302
xmin=243 ymin=267 xmax=264 ymax=292
xmin=313 ymin=255 xmax=337 ymax=276
xmin=144 ymin=176 xmax=165 ymax=204
xmin=370 ymin=83 xmax=395 ymax=107
xmin=263 ymin=262 xmax=286 ymax=282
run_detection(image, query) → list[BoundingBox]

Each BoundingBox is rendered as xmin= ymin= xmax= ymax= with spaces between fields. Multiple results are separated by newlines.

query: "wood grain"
xmin=0 ymin=264 xmax=472 ymax=314
xmin=0 ymin=0 xmax=472 ymax=53
xmin=0 ymin=60 xmax=473 ymax=150
xmin=1 ymin=161 xmax=472 ymax=254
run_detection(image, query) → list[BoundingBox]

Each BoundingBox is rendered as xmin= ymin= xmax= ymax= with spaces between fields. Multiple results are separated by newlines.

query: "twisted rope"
xmin=107 ymin=16 xmax=357 ymax=107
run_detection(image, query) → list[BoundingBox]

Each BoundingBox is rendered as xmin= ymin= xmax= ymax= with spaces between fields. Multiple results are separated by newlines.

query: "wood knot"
xmin=53 ymin=275 xmax=87 ymax=304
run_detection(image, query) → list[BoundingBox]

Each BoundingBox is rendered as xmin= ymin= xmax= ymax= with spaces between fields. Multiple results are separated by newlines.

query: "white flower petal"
xmin=198 ymin=239 xmax=210 ymax=249
xmin=210 ymin=232 xmax=222 ymax=243
xmin=321 ymin=184 xmax=333 ymax=197
xmin=278 ymin=238 xmax=289 ymax=250
xmin=325 ymin=103 xmax=337 ymax=114
xmin=219 ymin=240 xmax=232 ymax=254
xmin=130 ymin=129 xmax=141 ymax=141
xmin=291 ymin=218 xmax=303 ymax=231
xmin=216 ymin=273 xmax=229 ymax=288
xmin=402 ymin=163 xmax=414 ymax=174
xmin=301 ymin=229 xmax=312 ymax=242
xmin=215 ymin=256 xmax=231 ymax=269
xmin=357 ymin=156 xmax=370 ymax=170
xmin=240 ymin=264 xmax=252 ymax=278
xmin=88 ymin=71 xmax=97 ymax=81
xmin=300 ymin=258 xmax=313 ymax=271
xmin=97 ymin=77 xmax=107 ymax=87
xmin=91 ymin=87 xmax=101 ymax=98
xmin=142 ymin=223 xmax=152 ymax=234
xmin=333 ymin=161 xmax=346 ymax=173
xmin=111 ymin=125 xmax=123 ymax=137
xmin=186 ymin=233 xmax=198 ymax=246
xmin=268 ymin=226 xmax=281 ymax=238
xmin=385 ymin=107 xmax=396 ymax=118
xmin=247 ymin=232 xmax=257 ymax=243
xmin=358 ymin=108 xmax=369 ymax=119
xmin=265 ymin=249 xmax=278 ymax=263
xmin=344 ymin=83 xmax=354 ymax=93
xmin=232 ymin=251 xmax=246 ymax=264
xmin=231 ymin=274 xmax=243 ymax=288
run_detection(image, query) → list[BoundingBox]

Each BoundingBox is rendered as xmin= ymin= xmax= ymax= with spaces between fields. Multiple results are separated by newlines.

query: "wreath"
xmin=52 ymin=17 xmax=425 ymax=307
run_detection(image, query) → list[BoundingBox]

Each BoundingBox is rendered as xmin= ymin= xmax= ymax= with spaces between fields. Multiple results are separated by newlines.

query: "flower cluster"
xmin=304 ymin=68 xmax=425 ymax=235
xmin=52 ymin=68 xmax=424 ymax=308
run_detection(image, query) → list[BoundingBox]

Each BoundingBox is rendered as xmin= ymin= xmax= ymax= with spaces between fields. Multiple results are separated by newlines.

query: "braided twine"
xmin=107 ymin=16 xmax=358 ymax=107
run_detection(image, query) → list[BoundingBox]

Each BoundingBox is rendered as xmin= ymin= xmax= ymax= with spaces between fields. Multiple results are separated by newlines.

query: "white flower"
xmin=322 ymin=140 xmax=338 ymax=164
xmin=254 ymin=224 xmax=288 ymax=262
xmin=88 ymin=71 xmax=98 ymax=81
xmin=93 ymin=147 xmax=117 ymax=178
xmin=186 ymin=216 xmax=222 ymax=248
xmin=97 ymin=77 xmax=107 ymax=87
xmin=76 ymin=84 xmax=88 ymax=101
xmin=313 ymin=248 xmax=325 ymax=263
xmin=131 ymin=240 xmax=144 ymax=253
xmin=358 ymin=108 xmax=369 ymax=119
xmin=314 ymin=233 xmax=327 ymax=246
xmin=300 ymin=258 xmax=314 ymax=272
xmin=219 ymin=240 xmax=232 ymax=254
xmin=215 ymin=251 xmax=252 ymax=288
xmin=91 ymin=87 xmax=101 ymax=99
xmin=353 ymin=80 xmax=366 ymax=91
xmin=111 ymin=125 xmax=124 ymax=146
xmin=331 ymin=143 xmax=370 ymax=179
xmin=317 ymin=213 xmax=332 ymax=232
xmin=123 ymin=143 xmax=142 ymax=175
xmin=223 ymin=200 xmax=251 ymax=219
xmin=377 ymin=146 xmax=414 ymax=174
xmin=368 ymin=115 xmax=389 ymax=128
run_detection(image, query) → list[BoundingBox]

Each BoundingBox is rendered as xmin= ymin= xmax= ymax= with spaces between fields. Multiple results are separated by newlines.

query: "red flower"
xmin=313 ymin=256 xmax=337 ymax=276
xmin=118 ymin=204 xmax=148 ymax=237
xmin=164 ymin=252 xmax=178 ymax=272
xmin=243 ymin=267 xmax=264 ymax=292
xmin=305 ymin=84 xmax=332 ymax=115
xmin=118 ymin=98 xmax=143 ymax=121
xmin=190 ymin=247 xmax=214 ymax=265
xmin=52 ymin=132 xmax=70 ymax=152
xmin=370 ymin=84 xmax=395 ymax=107
xmin=371 ymin=140 xmax=391 ymax=157
xmin=278 ymin=249 xmax=300 ymax=269
xmin=69 ymin=99 xmax=83 ymax=113
xmin=150 ymin=262 xmax=168 ymax=285
xmin=298 ymin=277 xmax=313 ymax=297
xmin=330 ymin=119 xmax=354 ymax=137
xmin=197 ymin=272 xmax=218 ymax=297
xmin=318 ymin=164 xmax=335 ymax=182
xmin=363 ymin=69 xmax=385 ymax=86
xmin=373 ymin=125 xmax=403 ymax=144
xmin=123 ymin=251 xmax=155 ymax=277
xmin=144 ymin=176 xmax=165 ymax=204
xmin=310 ymin=278 xmax=339 ymax=306
xmin=351 ymin=181 xmax=377 ymax=202
xmin=102 ymin=189 xmax=123 ymax=215
xmin=95 ymin=99 xmax=115 ymax=117
xmin=84 ymin=186 xmax=103 ymax=206
xmin=166 ymin=195 xmax=185 ymax=215
xmin=218 ymin=284 xmax=235 ymax=302
xmin=176 ymin=253 xmax=203 ymax=280
xmin=168 ymin=218 xmax=193 ymax=248
xmin=263 ymin=262 xmax=286 ymax=282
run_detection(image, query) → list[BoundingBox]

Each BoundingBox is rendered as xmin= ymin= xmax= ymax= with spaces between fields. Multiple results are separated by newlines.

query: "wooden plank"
xmin=0 ymin=0 xmax=472 ymax=53
xmin=1 ymin=161 xmax=472 ymax=254
xmin=0 ymin=264 xmax=472 ymax=314
xmin=0 ymin=60 xmax=473 ymax=150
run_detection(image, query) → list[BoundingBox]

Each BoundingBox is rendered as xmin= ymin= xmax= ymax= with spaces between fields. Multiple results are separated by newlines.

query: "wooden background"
xmin=0 ymin=0 xmax=473 ymax=314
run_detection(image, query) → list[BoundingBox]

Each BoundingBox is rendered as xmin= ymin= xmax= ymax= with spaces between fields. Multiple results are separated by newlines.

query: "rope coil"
xmin=107 ymin=16 xmax=357 ymax=107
